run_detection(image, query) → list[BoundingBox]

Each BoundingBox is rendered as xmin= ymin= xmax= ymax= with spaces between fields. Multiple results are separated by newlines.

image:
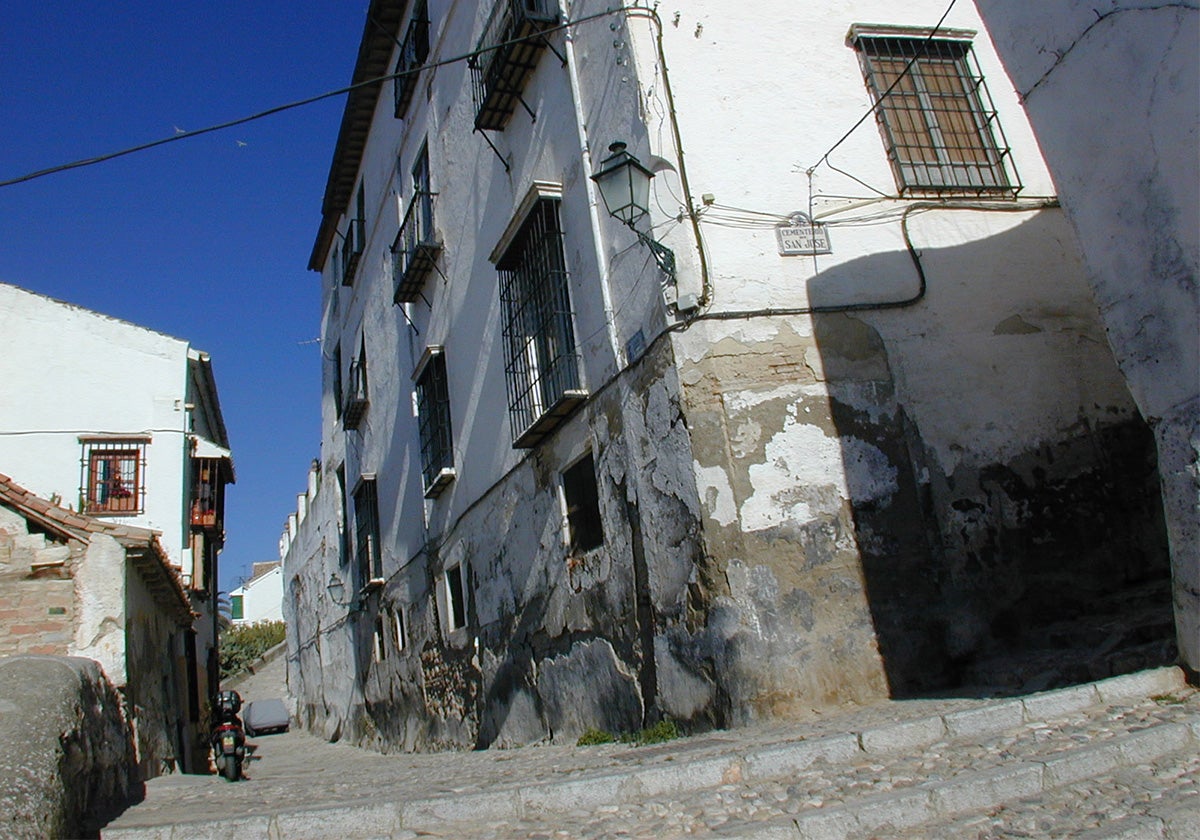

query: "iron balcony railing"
xmin=340 ymin=215 xmax=365 ymax=286
xmin=392 ymin=190 xmax=441 ymax=304
xmin=343 ymin=355 xmax=369 ymax=430
xmin=393 ymin=9 xmax=430 ymax=118
xmin=469 ymin=0 xmax=558 ymax=131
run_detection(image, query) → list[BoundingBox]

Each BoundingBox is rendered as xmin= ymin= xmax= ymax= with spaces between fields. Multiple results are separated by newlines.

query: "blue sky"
xmin=0 ymin=2 xmax=368 ymax=593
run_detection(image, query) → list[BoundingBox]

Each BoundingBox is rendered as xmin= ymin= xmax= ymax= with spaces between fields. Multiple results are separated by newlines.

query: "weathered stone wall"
xmin=0 ymin=656 xmax=139 ymax=840
xmin=356 ymin=338 xmax=711 ymax=749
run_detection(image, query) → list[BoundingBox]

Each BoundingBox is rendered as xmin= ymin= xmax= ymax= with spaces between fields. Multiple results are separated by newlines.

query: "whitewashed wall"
xmin=0 ymin=283 xmax=193 ymax=569
xmin=973 ymin=0 xmax=1199 ymax=674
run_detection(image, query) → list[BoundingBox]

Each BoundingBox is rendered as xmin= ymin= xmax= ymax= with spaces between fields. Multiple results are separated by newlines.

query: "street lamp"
xmin=591 ymin=142 xmax=676 ymax=280
xmin=326 ymin=572 xmax=364 ymax=613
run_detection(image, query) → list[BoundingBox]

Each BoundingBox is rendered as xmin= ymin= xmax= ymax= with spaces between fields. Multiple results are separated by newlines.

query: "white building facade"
xmin=285 ymin=0 xmax=1174 ymax=750
xmin=0 ymin=282 xmax=234 ymax=761
xmin=230 ymin=561 xmax=284 ymax=625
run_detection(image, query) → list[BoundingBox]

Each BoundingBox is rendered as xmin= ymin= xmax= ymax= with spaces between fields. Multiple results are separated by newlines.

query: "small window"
xmin=444 ymin=564 xmax=466 ymax=631
xmin=393 ymin=0 xmax=430 ymax=118
xmin=415 ymin=348 xmax=454 ymax=496
xmin=562 ymin=452 xmax=603 ymax=552
xmin=373 ymin=615 xmax=388 ymax=662
xmin=331 ymin=342 xmax=344 ymax=421
xmin=392 ymin=607 xmax=406 ymax=652
xmin=354 ymin=477 xmax=382 ymax=584
xmin=80 ymin=438 xmax=148 ymax=515
xmin=230 ymin=594 xmax=244 ymax=621
xmin=335 ymin=464 xmax=349 ymax=567
xmin=853 ymin=28 xmax=1017 ymax=195
xmin=342 ymin=185 xmax=366 ymax=284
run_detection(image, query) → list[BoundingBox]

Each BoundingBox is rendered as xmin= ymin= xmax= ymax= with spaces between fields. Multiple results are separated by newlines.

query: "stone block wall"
xmin=0 ymin=656 xmax=139 ymax=840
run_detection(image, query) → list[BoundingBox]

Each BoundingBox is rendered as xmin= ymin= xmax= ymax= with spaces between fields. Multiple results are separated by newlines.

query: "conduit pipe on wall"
xmin=683 ymin=198 xmax=1061 ymax=323
xmin=624 ymin=5 xmax=712 ymax=310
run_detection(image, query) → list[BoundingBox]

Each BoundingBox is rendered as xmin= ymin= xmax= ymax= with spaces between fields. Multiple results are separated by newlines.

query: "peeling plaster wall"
xmin=676 ymin=209 xmax=1168 ymax=697
xmin=358 ymin=340 xmax=711 ymax=749
xmin=972 ymin=0 xmax=1199 ymax=671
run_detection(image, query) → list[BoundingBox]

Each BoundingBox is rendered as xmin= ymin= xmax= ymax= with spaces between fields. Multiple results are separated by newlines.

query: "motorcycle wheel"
xmin=221 ymin=756 xmax=240 ymax=782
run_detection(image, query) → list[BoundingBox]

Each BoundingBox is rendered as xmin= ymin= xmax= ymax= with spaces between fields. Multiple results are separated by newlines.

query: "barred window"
xmin=854 ymin=30 xmax=1018 ymax=195
xmin=354 ymin=476 xmax=382 ymax=584
xmin=80 ymin=437 xmax=147 ymax=515
xmin=415 ymin=348 xmax=454 ymax=496
xmin=498 ymin=198 xmax=585 ymax=448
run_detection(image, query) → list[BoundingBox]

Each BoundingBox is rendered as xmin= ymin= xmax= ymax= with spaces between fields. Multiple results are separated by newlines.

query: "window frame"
xmin=852 ymin=26 xmax=1019 ymax=197
xmin=353 ymin=475 xmax=382 ymax=586
xmin=494 ymin=188 xmax=586 ymax=448
xmin=79 ymin=437 xmax=148 ymax=516
xmin=561 ymin=451 xmax=604 ymax=553
xmin=444 ymin=563 xmax=467 ymax=632
xmin=414 ymin=346 xmax=455 ymax=497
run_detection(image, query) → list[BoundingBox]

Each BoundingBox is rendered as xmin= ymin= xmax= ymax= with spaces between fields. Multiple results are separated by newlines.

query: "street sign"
xmin=775 ymin=211 xmax=831 ymax=256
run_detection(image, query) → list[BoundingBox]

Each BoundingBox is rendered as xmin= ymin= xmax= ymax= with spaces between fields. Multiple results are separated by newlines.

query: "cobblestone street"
xmin=101 ymin=666 xmax=1198 ymax=839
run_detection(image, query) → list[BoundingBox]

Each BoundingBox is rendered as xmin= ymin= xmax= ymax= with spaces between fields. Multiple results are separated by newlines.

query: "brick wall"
xmin=0 ymin=522 xmax=78 ymax=657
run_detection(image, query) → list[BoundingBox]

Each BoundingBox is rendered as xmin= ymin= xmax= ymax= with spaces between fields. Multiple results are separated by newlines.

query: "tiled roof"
xmin=0 ymin=472 xmax=194 ymax=623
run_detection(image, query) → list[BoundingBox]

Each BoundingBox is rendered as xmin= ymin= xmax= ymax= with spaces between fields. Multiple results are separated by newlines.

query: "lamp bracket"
xmin=630 ymin=224 xmax=676 ymax=281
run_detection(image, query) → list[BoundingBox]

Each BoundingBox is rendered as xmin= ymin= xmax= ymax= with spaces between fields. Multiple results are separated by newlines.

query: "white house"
xmin=283 ymin=0 xmax=1175 ymax=751
xmin=0 ymin=282 xmax=234 ymax=763
xmin=230 ymin=561 xmax=283 ymax=625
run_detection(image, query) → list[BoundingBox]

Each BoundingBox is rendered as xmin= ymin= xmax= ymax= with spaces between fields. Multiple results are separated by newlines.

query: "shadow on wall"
xmin=808 ymin=210 xmax=1174 ymax=698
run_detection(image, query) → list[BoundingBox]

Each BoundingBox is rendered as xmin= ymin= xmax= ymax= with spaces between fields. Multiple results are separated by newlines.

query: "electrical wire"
xmin=0 ymin=6 xmax=626 ymax=190
xmin=803 ymin=0 xmax=959 ymax=179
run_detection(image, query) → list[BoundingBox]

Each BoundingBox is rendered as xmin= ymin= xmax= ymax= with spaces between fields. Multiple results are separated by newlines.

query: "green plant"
xmin=633 ymin=718 xmax=679 ymax=745
xmin=219 ymin=619 xmax=286 ymax=681
xmin=576 ymin=718 xmax=680 ymax=747
xmin=1151 ymin=693 xmax=1186 ymax=706
xmin=576 ymin=727 xmax=616 ymax=746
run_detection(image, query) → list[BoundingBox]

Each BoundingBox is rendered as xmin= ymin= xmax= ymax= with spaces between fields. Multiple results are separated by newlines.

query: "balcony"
xmin=343 ymin=356 xmax=369 ymax=430
xmin=340 ymin=216 xmax=364 ymax=286
xmin=469 ymin=0 xmax=559 ymax=131
xmin=392 ymin=191 xmax=441 ymax=304
xmin=393 ymin=12 xmax=430 ymax=118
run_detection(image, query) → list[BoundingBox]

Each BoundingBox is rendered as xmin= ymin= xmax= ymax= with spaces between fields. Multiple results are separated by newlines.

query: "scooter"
xmin=212 ymin=690 xmax=247 ymax=781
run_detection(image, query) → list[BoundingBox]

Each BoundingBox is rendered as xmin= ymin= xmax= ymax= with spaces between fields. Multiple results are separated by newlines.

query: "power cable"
xmin=803 ymin=0 xmax=959 ymax=179
xmin=0 ymin=6 xmax=624 ymax=190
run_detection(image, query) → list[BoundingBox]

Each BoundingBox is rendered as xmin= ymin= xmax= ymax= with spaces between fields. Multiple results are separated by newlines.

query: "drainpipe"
xmin=562 ymin=0 xmax=623 ymax=366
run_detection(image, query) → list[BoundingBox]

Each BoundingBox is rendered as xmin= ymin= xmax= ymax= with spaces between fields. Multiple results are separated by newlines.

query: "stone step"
xmin=708 ymin=717 xmax=1197 ymax=839
xmin=101 ymin=667 xmax=1195 ymax=840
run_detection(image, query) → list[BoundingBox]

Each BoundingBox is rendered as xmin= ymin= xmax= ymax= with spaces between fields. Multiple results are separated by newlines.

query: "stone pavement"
xmin=101 ymin=667 xmax=1199 ymax=840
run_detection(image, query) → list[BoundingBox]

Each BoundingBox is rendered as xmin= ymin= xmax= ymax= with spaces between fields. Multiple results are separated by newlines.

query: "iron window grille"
xmin=469 ymin=0 xmax=559 ymax=131
xmin=341 ymin=186 xmax=366 ymax=285
xmin=855 ymin=33 xmax=1019 ymax=196
xmin=354 ymin=476 xmax=382 ymax=585
xmin=393 ymin=148 xmax=441 ymax=304
xmin=415 ymin=349 xmax=455 ymax=497
xmin=498 ymin=198 xmax=586 ymax=448
xmin=80 ymin=438 xmax=147 ymax=515
xmin=562 ymin=452 xmax=603 ymax=553
xmin=393 ymin=0 xmax=430 ymax=119
xmin=343 ymin=345 xmax=369 ymax=430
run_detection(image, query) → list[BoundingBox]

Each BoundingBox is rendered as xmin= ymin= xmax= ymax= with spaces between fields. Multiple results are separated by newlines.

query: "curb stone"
xmin=102 ymin=667 xmax=1193 ymax=840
